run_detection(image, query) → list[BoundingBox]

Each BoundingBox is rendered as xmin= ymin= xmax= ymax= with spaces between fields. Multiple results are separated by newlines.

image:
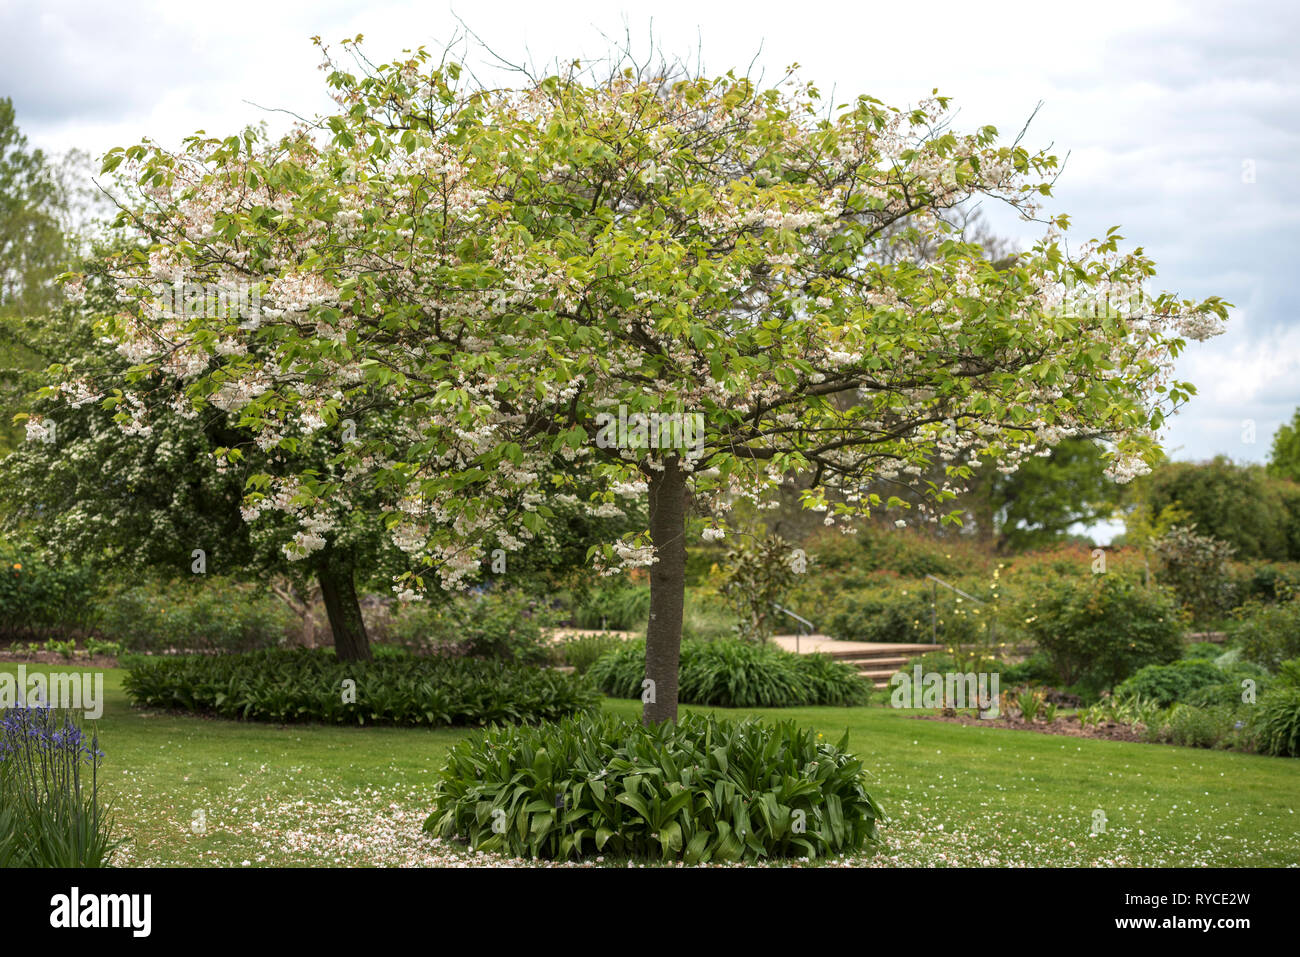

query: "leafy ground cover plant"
xmin=0 ymin=704 xmax=118 ymax=866
xmin=555 ymin=632 xmax=627 ymax=675
xmin=588 ymin=639 xmax=869 ymax=708
xmin=425 ymin=711 xmax=884 ymax=862
xmin=121 ymin=649 xmax=599 ymax=726
xmin=1115 ymin=659 xmax=1229 ymax=707
xmin=385 ymin=588 xmax=553 ymax=663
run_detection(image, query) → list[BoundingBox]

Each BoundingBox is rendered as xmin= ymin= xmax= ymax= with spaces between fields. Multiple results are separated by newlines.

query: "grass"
xmin=4 ymin=664 xmax=1298 ymax=867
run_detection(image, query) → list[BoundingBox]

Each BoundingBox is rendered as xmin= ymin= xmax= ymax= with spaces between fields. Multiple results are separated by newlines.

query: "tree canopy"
xmin=37 ymin=41 xmax=1229 ymax=719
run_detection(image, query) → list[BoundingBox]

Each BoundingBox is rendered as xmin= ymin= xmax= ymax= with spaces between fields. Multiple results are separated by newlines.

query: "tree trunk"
xmin=317 ymin=556 xmax=371 ymax=662
xmin=643 ymin=459 xmax=688 ymax=725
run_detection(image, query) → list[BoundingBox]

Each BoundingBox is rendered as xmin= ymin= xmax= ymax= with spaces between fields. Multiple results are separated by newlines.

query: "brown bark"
xmin=317 ymin=556 xmax=371 ymax=662
xmin=643 ymin=458 xmax=688 ymax=725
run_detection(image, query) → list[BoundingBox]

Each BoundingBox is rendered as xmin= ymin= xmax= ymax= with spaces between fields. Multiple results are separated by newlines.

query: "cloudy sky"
xmin=3 ymin=0 xmax=1296 ymax=467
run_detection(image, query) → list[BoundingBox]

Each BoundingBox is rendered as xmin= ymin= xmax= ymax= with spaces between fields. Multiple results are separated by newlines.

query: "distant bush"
xmin=1017 ymin=573 xmax=1183 ymax=694
xmin=1151 ymin=703 xmax=1242 ymax=750
xmin=589 ymin=639 xmax=869 ymax=708
xmin=0 ymin=550 xmax=98 ymax=643
xmin=1152 ymin=525 xmax=1236 ymax=623
xmin=1230 ymin=596 xmax=1300 ymax=671
xmin=387 ymin=589 xmax=553 ymax=663
xmin=555 ymin=632 xmax=626 ymax=675
xmin=426 ymin=711 xmax=883 ymax=862
xmin=1116 ymin=659 xmax=1227 ymax=707
xmin=1251 ymin=660 xmax=1300 ymax=758
xmin=571 ymin=581 xmax=651 ymax=631
xmin=996 ymin=651 xmax=1058 ymax=686
xmin=822 ymin=580 xmax=989 ymax=646
xmin=96 ymin=577 xmax=292 ymax=653
xmin=121 ymin=648 xmax=598 ymax=726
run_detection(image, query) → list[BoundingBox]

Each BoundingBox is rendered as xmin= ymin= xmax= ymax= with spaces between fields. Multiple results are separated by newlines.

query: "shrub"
xmin=823 ymin=580 xmax=987 ymax=646
xmin=96 ymin=577 xmax=293 ymax=653
xmin=1017 ymin=573 xmax=1184 ymax=694
xmin=0 ymin=551 xmax=99 ymax=643
xmin=1251 ymin=660 xmax=1300 ymax=757
xmin=572 ymin=581 xmax=651 ymax=631
xmin=0 ymin=705 xmax=118 ymax=867
xmin=1250 ymin=688 xmax=1300 ymax=757
xmin=996 ymin=651 xmax=1057 ymax=686
xmin=425 ymin=711 xmax=884 ymax=862
xmin=1153 ymin=703 xmax=1241 ymax=750
xmin=1230 ymin=596 xmax=1300 ymax=671
xmin=681 ymin=592 xmax=738 ymax=642
xmin=588 ymin=639 xmax=869 ymax=708
xmin=1184 ymin=642 xmax=1223 ymax=660
xmin=121 ymin=649 xmax=599 ymax=726
xmin=387 ymin=589 xmax=553 ymax=663
xmin=1116 ymin=659 xmax=1227 ymax=707
xmin=717 ymin=534 xmax=805 ymax=643
xmin=555 ymin=632 xmax=627 ymax=675
xmin=1152 ymin=525 xmax=1236 ymax=623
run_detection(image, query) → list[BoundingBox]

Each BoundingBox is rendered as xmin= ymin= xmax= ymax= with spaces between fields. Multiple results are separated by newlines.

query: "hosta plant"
xmin=425 ymin=711 xmax=884 ymax=862
xmin=588 ymin=639 xmax=869 ymax=708
xmin=122 ymin=648 xmax=598 ymax=726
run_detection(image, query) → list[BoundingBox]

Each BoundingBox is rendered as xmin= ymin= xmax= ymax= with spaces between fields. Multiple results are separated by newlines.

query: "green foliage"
xmin=801 ymin=526 xmax=967 ymax=582
xmin=1139 ymin=457 xmax=1298 ymax=560
xmin=588 ymin=639 xmax=869 ymax=708
xmin=1251 ymin=660 xmax=1300 ymax=757
xmin=979 ymin=438 xmax=1123 ymax=553
xmin=717 ymin=533 xmax=804 ymax=643
xmin=121 ymin=648 xmax=599 ymax=726
xmin=385 ymin=589 xmax=553 ymax=663
xmin=0 ymin=705 xmax=119 ymax=867
xmin=571 ymin=581 xmax=651 ymax=631
xmin=1184 ymin=642 xmax=1222 ymax=659
xmin=1151 ymin=703 xmax=1243 ymax=750
xmin=1115 ymin=659 xmax=1226 ymax=707
xmin=555 ymin=632 xmax=626 ymax=675
xmin=822 ymin=579 xmax=986 ymax=645
xmin=1229 ymin=595 xmax=1300 ymax=672
xmin=424 ymin=711 xmax=884 ymax=862
xmin=1267 ymin=408 xmax=1300 ymax=483
xmin=1018 ymin=572 xmax=1184 ymax=693
xmin=0 ymin=550 xmax=98 ymax=642
xmin=96 ymin=577 xmax=292 ymax=654
xmin=1152 ymin=525 xmax=1236 ymax=623
xmin=996 ymin=652 xmax=1058 ymax=686
xmin=681 ymin=592 xmax=739 ymax=642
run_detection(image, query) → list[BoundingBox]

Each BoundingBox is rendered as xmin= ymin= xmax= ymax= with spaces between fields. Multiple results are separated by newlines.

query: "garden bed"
xmin=914 ymin=712 xmax=1149 ymax=743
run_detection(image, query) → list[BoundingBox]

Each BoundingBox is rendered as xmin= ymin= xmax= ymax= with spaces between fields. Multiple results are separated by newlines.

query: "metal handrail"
xmin=924 ymin=574 xmax=995 ymax=647
xmin=773 ymin=603 xmax=815 ymax=654
xmin=924 ymin=574 xmax=986 ymax=604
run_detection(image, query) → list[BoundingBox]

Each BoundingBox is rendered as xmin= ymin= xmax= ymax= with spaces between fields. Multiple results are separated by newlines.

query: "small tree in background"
xmin=718 ymin=534 xmax=806 ymax=644
xmin=42 ymin=40 xmax=1228 ymax=721
xmin=1152 ymin=524 xmax=1236 ymax=624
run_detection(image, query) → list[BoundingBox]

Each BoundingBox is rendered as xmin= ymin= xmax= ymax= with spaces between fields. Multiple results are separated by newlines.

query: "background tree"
xmin=0 ymin=98 xmax=103 ymax=453
xmin=1267 ymin=407 xmax=1300 ymax=483
xmin=963 ymin=437 xmax=1122 ymax=551
xmin=61 ymin=41 xmax=1228 ymax=722
xmin=1133 ymin=456 xmax=1297 ymax=560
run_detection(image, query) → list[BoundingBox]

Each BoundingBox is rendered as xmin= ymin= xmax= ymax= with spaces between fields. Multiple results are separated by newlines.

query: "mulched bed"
xmin=915 ymin=711 xmax=1150 ymax=743
xmin=0 ymin=651 xmax=120 ymax=668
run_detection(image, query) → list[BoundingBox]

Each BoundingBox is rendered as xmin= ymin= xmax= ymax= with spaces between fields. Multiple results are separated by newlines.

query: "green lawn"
xmin=6 ymin=664 xmax=1298 ymax=867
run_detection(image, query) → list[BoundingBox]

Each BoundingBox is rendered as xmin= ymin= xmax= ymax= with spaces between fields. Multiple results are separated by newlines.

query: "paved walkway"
xmin=770 ymin=634 xmax=939 ymax=655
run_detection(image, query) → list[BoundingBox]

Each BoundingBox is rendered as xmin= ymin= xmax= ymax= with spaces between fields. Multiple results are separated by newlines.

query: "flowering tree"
xmin=47 ymin=41 xmax=1227 ymax=721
